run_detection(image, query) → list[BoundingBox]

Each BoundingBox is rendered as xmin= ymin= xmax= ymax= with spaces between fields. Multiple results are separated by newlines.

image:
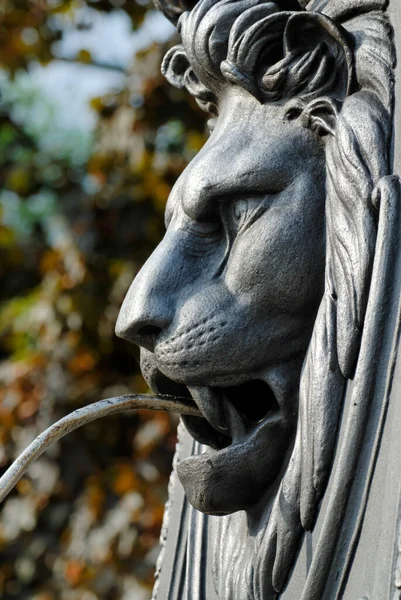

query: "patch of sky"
xmin=51 ymin=7 xmax=174 ymax=69
xmin=0 ymin=189 xmax=57 ymax=239
xmin=1 ymin=65 xmax=96 ymax=164
xmin=0 ymin=8 xmax=174 ymax=162
xmin=155 ymin=120 xmax=185 ymax=152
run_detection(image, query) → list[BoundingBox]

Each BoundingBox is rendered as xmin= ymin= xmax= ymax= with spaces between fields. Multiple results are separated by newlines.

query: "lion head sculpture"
xmin=116 ymin=0 xmax=394 ymax=597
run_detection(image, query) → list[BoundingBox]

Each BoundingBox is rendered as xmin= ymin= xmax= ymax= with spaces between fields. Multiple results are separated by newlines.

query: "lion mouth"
xmin=151 ymin=371 xmax=279 ymax=450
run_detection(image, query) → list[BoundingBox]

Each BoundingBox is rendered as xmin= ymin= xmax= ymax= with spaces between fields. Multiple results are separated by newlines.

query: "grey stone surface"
xmin=116 ymin=0 xmax=399 ymax=597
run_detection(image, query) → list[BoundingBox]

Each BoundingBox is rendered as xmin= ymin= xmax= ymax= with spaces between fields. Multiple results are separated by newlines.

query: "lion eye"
xmin=232 ymin=199 xmax=249 ymax=228
xmin=226 ymin=195 xmax=271 ymax=236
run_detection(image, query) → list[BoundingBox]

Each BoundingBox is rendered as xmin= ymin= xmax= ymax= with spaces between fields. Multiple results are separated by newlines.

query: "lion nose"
xmin=115 ymin=243 xmax=174 ymax=353
xmin=116 ymin=280 xmax=172 ymax=352
xmin=116 ymin=288 xmax=172 ymax=352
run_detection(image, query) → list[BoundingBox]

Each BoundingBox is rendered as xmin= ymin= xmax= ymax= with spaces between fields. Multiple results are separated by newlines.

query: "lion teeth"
xmin=223 ymin=396 xmax=248 ymax=440
xmin=187 ymin=385 xmax=249 ymax=441
xmin=187 ymin=386 xmax=228 ymax=433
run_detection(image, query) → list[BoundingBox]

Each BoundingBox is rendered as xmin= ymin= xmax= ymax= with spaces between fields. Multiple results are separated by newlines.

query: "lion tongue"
xmin=187 ymin=386 xmax=228 ymax=434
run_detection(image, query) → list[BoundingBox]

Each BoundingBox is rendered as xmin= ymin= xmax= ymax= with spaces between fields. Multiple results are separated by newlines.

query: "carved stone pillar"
xmin=116 ymin=1 xmax=401 ymax=597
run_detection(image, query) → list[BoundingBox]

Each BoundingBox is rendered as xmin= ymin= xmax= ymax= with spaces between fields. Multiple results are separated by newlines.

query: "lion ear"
xmin=162 ymin=45 xmax=191 ymax=89
xmin=162 ymin=45 xmax=218 ymax=116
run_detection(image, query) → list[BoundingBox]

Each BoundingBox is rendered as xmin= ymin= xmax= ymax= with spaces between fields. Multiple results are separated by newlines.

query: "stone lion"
xmin=116 ymin=0 xmax=394 ymax=597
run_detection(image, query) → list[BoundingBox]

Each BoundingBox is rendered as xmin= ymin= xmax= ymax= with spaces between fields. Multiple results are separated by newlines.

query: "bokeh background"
xmin=0 ymin=2 xmax=206 ymax=598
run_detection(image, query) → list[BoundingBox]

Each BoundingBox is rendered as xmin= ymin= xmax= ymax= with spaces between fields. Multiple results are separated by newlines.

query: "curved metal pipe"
xmin=0 ymin=394 xmax=201 ymax=504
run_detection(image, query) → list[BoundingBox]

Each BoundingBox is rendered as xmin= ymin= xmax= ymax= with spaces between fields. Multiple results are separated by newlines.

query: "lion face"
xmin=116 ymin=87 xmax=327 ymax=515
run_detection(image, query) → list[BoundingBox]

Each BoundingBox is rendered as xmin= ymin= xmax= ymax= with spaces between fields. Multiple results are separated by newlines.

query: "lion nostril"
xmin=134 ymin=324 xmax=163 ymax=352
xmin=138 ymin=325 xmax=162 ymax=339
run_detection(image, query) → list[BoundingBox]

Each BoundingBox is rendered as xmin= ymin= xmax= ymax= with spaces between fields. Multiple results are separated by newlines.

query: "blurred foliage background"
xmin=0 ymin=1 xmax=205 ymax=598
